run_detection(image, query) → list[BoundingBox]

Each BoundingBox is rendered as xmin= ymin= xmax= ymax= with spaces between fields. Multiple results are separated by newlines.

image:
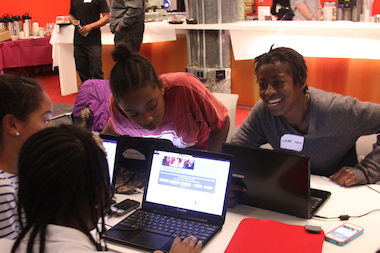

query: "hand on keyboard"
xmin=154 ymin=236 xmax=202 ymax=253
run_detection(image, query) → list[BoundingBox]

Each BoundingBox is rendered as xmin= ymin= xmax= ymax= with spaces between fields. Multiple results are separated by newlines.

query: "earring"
xmin=16 ymin=132 xmax=20 ymax=136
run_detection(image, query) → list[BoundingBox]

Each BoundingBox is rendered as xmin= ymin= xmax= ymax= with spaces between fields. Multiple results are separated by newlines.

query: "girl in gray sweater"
xmin=231 ymin=46 xmax=380 ymax=187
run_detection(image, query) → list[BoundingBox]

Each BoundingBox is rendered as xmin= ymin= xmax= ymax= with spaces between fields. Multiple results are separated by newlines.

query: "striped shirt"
xmin=0 ymin=170 xmax=19 ymax=240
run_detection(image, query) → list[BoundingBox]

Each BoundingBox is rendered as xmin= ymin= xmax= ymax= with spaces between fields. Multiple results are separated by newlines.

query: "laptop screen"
xmin=101 ymin=136 xmax=118 ymax=185
xmin=145 ymin=149 xmax=231 ymax=216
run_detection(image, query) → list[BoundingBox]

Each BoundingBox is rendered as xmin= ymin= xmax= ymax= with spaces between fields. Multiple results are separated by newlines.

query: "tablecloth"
xmin=0 ymin=36 xmax=52 ymax=70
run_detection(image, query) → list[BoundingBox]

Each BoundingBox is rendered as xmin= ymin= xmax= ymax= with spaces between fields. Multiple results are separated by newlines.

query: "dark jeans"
xmin=114 ymin=24 xmax=145 ymax=52
xmin=74 ymin=44 xmax=104 ymax=83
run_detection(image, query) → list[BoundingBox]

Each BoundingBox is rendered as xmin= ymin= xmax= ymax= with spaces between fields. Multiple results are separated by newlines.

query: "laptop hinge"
xmin=151 ymin=209 xmax=209 ymax=223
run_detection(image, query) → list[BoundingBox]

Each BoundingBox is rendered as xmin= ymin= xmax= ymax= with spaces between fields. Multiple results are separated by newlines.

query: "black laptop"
xmin=105 ymin=146 xmax=233 ymax=252
xmin=113 ymin=135 xmax=173 ymax=194
xmin=100 ymin=134 xmax=173 ymax=212
xmin=222 ymin=143 xmax=331 ymax=219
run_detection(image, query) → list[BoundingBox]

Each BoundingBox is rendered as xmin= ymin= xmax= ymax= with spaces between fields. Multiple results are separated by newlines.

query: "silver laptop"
xmin=105 ymin=146 xmax=233 ymax=252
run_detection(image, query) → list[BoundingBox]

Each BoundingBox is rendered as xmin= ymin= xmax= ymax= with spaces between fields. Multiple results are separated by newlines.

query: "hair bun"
xmin=111 ymin=42 xmax=133 ymax=61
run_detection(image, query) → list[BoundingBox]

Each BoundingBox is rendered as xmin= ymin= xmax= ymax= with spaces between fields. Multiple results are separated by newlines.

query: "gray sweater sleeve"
xmin=340 ymin=95 xmax=380 ymax=184
xmin=351 ymin=135 xmax=380 ymax=184
xmin=110 ymin=0 xmax=144 ymax=32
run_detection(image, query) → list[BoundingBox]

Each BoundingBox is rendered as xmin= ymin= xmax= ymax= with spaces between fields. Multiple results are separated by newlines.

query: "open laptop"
xmin=113 ymin=136 xmax=173 ymax=194
xmin=100 ymin=134 xmax=174 ymax=214
xmin=105 ymin=146 xmax=233 ymax=252
xmin=100 ymin=134 xmax=119 ymax=185
xmin=222 ymin=143 xmax=331 ymax=219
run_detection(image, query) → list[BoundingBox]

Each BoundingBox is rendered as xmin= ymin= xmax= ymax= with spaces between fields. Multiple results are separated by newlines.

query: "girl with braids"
xmin=0 ymin=75 xmax=52 ymax=239
xmin=230 ymin=46 xmax=380 ymax=191
xmin=0 ymin=125 xmax=202 ymax=253
xmin=101 ymin=42 xmax=230 ymax=153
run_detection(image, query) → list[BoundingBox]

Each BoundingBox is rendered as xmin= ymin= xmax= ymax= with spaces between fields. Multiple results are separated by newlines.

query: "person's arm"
xmin=102 ymin=122 xmax=118 ymax=135
xmin=79 ymin=12 xmax=110 ymax=35
xmin=116 ymin=1 xmax=144 ymax=31
xmin=69 ymin=14 xmax=78 ymax=25
xmin=69 ymin=14 xmax=85 ymax=36
xmin=327 ymin=95 xmax=380 ymax=186
xmin=295 ymin=2 xmax=318 ymax=20
xmin=329 ymin=167 xmax=356 ymax=186
xmin=207 ymin=116 xmax=230 ymax=153
xmin=331 ymin=134 xmax=380 ymax=186
xmin=317 ymin=8 xmax=322 ymax=20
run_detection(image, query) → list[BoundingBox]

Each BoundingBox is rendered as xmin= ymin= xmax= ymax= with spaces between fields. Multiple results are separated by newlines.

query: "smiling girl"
xmin=230 ymin=46 xmax=380 ymax=187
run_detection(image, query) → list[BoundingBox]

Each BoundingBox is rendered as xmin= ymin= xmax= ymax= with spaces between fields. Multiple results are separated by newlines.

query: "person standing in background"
xmin=290 ymin=0 xmax=321 ymax=20
xmin=69 ymin=0 xmax=110 ymax=83
xmin=110 ymin=0 xmax=145 ymax=51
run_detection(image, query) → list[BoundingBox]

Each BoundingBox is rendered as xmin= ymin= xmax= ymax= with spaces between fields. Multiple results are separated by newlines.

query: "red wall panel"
xmin=1 ymin=0 xmax=380 ymax=26
xmin=1 ymin=0 xmax=70 ymax=27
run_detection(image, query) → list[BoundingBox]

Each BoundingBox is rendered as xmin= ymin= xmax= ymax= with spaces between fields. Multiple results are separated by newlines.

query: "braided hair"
xmin=254 ymin=46 xmax=308 ymax=93
xmin=12 ymin=125 xmax=113 ymax=253
xmin=109 ymin=42 xmax=161 ymax=101
xmin=0 ymin=75 xmax=44 ymax=139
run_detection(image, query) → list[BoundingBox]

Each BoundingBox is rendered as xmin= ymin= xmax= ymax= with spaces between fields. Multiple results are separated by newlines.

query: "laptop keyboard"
xmin=310 ymin=196 xmax=323 ymax=210
xmin=118 ymin=209 xmax=218 ymax=241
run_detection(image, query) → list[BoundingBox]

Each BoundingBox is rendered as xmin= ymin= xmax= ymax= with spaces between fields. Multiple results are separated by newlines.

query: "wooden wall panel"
xmin=231 ymin=54 xmax=380 ymax=107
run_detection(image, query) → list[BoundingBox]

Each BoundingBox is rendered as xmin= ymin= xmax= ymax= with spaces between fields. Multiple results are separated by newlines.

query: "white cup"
xmin=32 ymin=22 xmax=39 ymax=36
xmin=23 ymin=23 xmax=29 ymax=37
xmin=323 ymin=7 xmax=333 ymax=21
xmin=39 ymin=27 xmax=44 ymax=37
xmin=258 ymin=6 xmax=271 ymax=21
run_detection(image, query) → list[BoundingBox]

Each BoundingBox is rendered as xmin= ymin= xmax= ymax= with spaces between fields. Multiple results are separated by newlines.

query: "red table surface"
xmin=0 ymin=36 xmax=52 ymax=70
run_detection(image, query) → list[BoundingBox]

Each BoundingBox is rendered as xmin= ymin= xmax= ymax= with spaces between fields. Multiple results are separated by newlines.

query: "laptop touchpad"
xmin=131 ymin=231 xmax=172 ymax=250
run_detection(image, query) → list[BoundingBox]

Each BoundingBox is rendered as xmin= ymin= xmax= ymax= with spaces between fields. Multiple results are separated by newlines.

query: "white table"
xmin=227 ymin=21 xmax=380 ymax=60
xmin=147 ymin=20 xmax=380 ymax=60
xmin=49 ymin=23 xmax=177 ymax=95
xmin=50 ymin=20 xmax=380 ymax=96
xmin=106 ymin=175 xmax=380 ymax=252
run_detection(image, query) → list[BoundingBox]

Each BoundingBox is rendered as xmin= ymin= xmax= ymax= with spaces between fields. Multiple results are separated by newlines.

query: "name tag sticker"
xmin=84 ymin=0 xmax=92 ymax=3
xmin=280 ymin=134 xmax=304 ymax=152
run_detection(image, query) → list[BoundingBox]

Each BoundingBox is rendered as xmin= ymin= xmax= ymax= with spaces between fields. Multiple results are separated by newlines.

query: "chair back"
xmin=212 ymin=92 xmax=239 ymax=142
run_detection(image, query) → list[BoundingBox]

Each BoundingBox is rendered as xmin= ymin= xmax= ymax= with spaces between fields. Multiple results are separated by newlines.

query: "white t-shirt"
xmin=0 ymin=225 xmax=101 ymax=252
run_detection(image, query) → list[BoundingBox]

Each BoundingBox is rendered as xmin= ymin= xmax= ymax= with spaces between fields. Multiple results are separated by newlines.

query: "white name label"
xmin=280 ymin=134 xmax=304 ymax=152
xmin=84 ymin=0 xmax=92 ymax=3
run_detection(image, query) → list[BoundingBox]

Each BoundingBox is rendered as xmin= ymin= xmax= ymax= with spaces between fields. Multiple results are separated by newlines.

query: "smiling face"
xmin=117 ymin=85 xmax=165 ymax=130
xmin=257 ymin=61 xmax=307 ymax=121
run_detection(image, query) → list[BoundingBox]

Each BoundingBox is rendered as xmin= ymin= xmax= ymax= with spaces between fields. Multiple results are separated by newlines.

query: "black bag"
xmin=271 ymin=0 xmax=294 ymax=20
